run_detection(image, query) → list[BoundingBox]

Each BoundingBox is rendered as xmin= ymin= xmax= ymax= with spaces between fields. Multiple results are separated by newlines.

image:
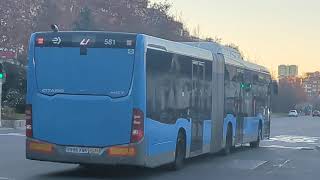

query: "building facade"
xmin=278 ymin=65 xmax=298 ymax=79
xmin=303 ymin=71 xmax=320 ymax=97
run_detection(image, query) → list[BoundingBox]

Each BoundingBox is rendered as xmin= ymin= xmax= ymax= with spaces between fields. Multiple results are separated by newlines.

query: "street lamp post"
xmin=0 ymin=66 xmax=4 ymax=128
xmin=0 ymin=78 xmax=2 ymax=127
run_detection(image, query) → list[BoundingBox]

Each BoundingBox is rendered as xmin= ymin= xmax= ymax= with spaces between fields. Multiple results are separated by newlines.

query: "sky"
xmin=151 ymin=0 xmax=320 ymax=75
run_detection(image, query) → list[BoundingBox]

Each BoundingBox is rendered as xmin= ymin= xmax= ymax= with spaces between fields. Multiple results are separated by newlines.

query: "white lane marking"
xmin=273 ymin=160 xmax=290 ymax=168
xmin=268 ymin=135 xmax=320 ymax=143
xmin=250 ymin=160 xmax=268 ymax=170
xmin=0 ymin=177 xmax=10 ymax=180
xmin=261 ymin=145 xmax=314 ymax=150
xmin=221 ymin=160 xmax=268 ymax=170
xmin=0 ymin=133 xmax=25 ymax=137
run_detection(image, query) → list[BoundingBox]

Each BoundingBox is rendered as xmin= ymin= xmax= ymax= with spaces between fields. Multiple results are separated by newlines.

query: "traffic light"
xmin=0 ymin=63 xmax=6 ymax=82
xmin=0 ymin=63 xmax=3 ymax=79
xmin=240 ymin=82 xmax=252 ymax=90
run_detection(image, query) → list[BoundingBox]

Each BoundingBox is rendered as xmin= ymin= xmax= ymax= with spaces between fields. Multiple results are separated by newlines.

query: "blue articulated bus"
xmin=26 ymin=31 xmax=274 ymax=169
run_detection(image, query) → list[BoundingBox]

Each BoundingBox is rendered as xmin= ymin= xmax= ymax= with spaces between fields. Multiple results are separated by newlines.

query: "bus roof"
xmin=184 ymin=42 xmax=270 ymax=75
xmin=33 ymin=31 xmax=137 ymax=35
xmin=143 ymin=35 xmax=213 ymax=61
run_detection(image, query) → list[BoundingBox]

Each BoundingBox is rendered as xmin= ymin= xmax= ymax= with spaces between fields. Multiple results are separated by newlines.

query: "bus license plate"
xmin=66 ymin=147 xmax=101 ymax=155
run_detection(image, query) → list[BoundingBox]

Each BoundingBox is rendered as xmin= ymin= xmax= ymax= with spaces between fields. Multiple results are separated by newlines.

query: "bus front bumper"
xmin=26 ymin=138 xmax=147 ymax=167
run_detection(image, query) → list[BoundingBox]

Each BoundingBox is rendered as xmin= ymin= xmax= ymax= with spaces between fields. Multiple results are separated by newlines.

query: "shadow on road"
xmin=36 ymin=165 xmax=161 ymax=179
xmin=29 ymin=146 xmax=256 ymax=180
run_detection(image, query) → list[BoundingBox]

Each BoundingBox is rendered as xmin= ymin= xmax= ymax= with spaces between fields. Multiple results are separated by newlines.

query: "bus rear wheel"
xmin=170 ymin=131 xmax=186 ymax=170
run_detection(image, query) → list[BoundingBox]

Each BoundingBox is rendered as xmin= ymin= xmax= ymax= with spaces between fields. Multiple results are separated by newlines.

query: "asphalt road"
xmin=1 ymin=116 xmax=320 ymax=180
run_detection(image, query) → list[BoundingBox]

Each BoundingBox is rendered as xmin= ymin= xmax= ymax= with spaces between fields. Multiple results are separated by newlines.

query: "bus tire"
xmin=250 ymin=124 xmax=262 ymax=148
xmin=222 ymin=125 xmax=233 ymax=155
xmin=170 ymin=130 xmax=186 ymax=170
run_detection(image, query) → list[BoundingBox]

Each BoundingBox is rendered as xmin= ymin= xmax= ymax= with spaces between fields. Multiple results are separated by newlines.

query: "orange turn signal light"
xmin=108 ymin=146 xmax=136 ymax=157
xmin=29 ymin=141 xmax=53 ymax=153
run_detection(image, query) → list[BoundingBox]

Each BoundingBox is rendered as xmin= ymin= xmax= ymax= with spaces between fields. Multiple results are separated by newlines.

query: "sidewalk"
xmin=0 ymin=127 xmax=14 ymax=131
xmin=0 ymin=119 xmax=26 ymax=129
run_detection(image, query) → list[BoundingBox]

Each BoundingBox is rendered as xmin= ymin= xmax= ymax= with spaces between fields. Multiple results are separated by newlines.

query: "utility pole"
xmin=0 ymin=63 xmax=4 ymax=127
xmin=0 ymin=78 xmax=2 ymax=127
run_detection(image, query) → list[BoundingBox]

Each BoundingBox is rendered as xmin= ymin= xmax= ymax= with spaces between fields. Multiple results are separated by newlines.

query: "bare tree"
xmin=272 ymin=78 xmax=307 ymax=113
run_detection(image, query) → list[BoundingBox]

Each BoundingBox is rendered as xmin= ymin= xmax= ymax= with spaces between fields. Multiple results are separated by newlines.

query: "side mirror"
xmin=272 ymin=81 xmax=278 ymax=95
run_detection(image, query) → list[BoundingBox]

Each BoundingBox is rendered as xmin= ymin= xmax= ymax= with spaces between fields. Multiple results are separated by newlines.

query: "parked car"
xmin=312 ymin=110 xmax=320 ymax=117
xmin=288 ymin=110 xmax=298 ymax=117
xmin=305 ymin=111 xmax=312 ymax=116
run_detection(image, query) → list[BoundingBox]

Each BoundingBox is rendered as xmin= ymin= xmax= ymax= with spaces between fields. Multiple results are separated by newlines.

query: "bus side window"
xmin=146 ymin=49 xmax=173 ymax=123
xmin=236 ymin=69 xmax=244 ymax=82
xmin=225 ymin=67 xmax=230 ymax=81
xmin=224 ymin=65 xmax=237 ymax=116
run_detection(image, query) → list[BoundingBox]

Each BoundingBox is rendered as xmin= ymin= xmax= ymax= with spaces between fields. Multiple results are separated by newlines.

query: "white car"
xmin=288 ymin=110 xmax=298 ymax=117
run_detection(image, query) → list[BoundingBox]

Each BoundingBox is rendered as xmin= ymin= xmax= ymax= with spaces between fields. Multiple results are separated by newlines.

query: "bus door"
xmin=235 ymin=97 xmax=244 ymax=144
xmin=190 ymin=60 xmax=205 ymax=153
xmin=255 ymin=95 xmax=271 ymax=139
